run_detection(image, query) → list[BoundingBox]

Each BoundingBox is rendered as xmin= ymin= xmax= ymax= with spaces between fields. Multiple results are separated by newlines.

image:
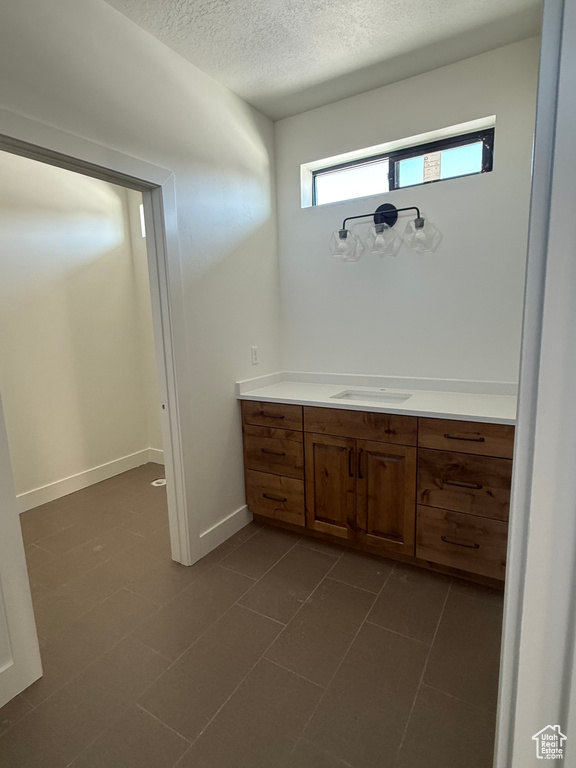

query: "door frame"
xmin=495 ymin=1 xmax=576 ymax=765
xmin=0 ymin=107 xmax=196 ymax=566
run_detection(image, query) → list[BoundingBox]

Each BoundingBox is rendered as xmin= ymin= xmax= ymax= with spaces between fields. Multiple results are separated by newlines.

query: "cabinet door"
xmin=356 ymin=440 xmax=417 ymax=554
xmin=305 ymin=433 xmax=356 ymax=540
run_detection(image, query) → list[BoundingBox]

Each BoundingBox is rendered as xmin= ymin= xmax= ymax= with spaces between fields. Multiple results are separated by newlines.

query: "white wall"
xmin=125 ymin=189 xmax=163 ymax=452
xmin=0 ymin=152 xmax=162 ymax=503
xmin=0 ymin=0 xmax=281 ymax=540
xmin=275 ymin=39 xmax=539 ymax=383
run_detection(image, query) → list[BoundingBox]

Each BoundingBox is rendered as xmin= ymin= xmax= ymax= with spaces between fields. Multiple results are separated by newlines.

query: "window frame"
xmin=311 ymin=128 xmax=494 ymax=205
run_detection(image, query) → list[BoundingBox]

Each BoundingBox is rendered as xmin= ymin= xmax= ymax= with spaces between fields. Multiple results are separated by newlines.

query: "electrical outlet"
xmin=251 ymin=346 xmax=259 ymax=365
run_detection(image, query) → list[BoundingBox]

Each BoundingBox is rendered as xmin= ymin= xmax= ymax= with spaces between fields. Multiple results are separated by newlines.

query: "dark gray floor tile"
xmin=178 ymin=659 xmax=323 ymax=768
xmin=30 ymin=672 xmax=126 ymax=758
xmin=328 ymin=550 xmax=393 ymax=593
xmin=79 ymin=636 xmax=170 ymax=703
xmin=0 ymin=694 xmax=33 ymax=737
xmin=120 ymin=503 xmax=168 ymax=537
xmin=7 ymin=465 xmax=504 ymax=768
xmin=78 ymin=588 xmax=159 ymax=653
xmin=60 ymin=527 xmax=143 ymax=572
xmin=424 ymin=591 xmax=503 ymax=711
xmin=367 ymin=564 xmax=451 ymax=643
xmin=134 ymin=566 xmax=255 ymax=659
xmin=396 ymin=685 xmax=496 ymax=768
xmin=30 ymin=587 xmax=85 ymax=642
xmin=265 ymin=578 xmax=375 ymax=686
xmin=0 ymin=710 xmax=72 ymax=767
xmin=220 ymin=526 xmax=300 ymax=579
xmin=283 ymin=739 xmax=353 ymax=768
xmin=24 ymin=544 xmax=57 ymax=574
xmin=70 ymin=705 xmax=189 ymax=768
xmin=128 ymin=555 xmax=214 ymax=606
xmin=23 ymin=622 xmax=106 ymax=706
xmin=297 ymin=537 xmax=344 ymax=557
xmin=239 ymin=545 xmax=336 ymax=623
xmin=450 ymin=578 xmax=505 ymax=606
xmin=34 ymin=506 xmax=137 ymax=555
xmin=140 ymin=604 xmax=282 ymax=739
xmin=304 ymin=623 xmax=428 ymax=768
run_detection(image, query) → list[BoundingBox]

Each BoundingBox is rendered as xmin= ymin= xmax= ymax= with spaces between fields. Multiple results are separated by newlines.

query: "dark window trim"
xmin=312 ymin=128 xmax=494 ymax=205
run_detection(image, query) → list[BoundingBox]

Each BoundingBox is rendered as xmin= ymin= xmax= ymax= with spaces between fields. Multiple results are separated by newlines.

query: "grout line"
xmin=419 ymin=682 xmax=498 ymax=715
xmin=136 ymin=703 xmax=192 ymax=743
xmin=263 ymin=658 xmax=326 ymax=690
xmin=217 ymin=562 xmax=262 ymax=579
xmin=18 ymin=542 xmax=174 ymax=709
xmin=168 ymin=539 xmax=347 ymax=765
xmin=62 ymin=702 xmax=134 ymax=767
xmin=234 ymin=603 xmax=287 ymax=627
xmin=26 ymin=514 xmax=165 ymax=590
xmin=322 ymin=575 xmax=381 ymax=596
xmin=292 ymin=564 xmax=391 ymax=747
xmin=295 ymin=540 xmax=343 ymax=559
xmin=97 ymin=531 xmax=306 ymax=751
xmin=288 ymin=737 xmax=356 ymax=768
xmin=363 ymin=620 xmax=431 ymax=646
xmin=323 ymin=574 xmax=380 ymax=595
xmin=394 ymin=578 xmax=453 ymax=761
xmin=171 ymin=612 xmax=305 ymax=764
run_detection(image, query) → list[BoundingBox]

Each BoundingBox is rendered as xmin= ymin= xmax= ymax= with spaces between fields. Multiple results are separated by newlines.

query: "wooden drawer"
xmin=418 ymin=418 xmax=514 ymax=459
xmin=245 ymin=470 xmax=305 ymax=526
xmin=241 ymin=400 xmax=303 ymax=431
xmin=243 ymin=424 xmax=304 ymax=479
xmin=304 ymin=406 xmax=417 ymax=446
xmin=418 ymin=449 xmax=512 ymax=521
xmin=416 ymin=505 xmax=508 ymax=580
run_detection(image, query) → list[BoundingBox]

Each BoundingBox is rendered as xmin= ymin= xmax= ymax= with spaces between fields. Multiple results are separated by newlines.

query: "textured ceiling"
xmin=104 ymin=0 xmax=542 ymax=119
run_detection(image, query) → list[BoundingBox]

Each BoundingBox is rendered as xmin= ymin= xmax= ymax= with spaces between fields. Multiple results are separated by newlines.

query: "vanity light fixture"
xmin=330 ymin=202 xmax=441 ymax=261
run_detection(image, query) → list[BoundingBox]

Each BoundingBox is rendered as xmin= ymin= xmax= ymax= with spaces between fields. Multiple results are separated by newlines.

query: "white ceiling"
xmin=104 ymin=0 xmax=542 ymax=119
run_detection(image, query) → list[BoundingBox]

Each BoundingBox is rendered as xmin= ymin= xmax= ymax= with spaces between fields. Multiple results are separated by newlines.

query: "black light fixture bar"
xmin=338 ymin=203 xmax=424 ymax=241
xmin=341 ymin=203 xmax=421 ymax=232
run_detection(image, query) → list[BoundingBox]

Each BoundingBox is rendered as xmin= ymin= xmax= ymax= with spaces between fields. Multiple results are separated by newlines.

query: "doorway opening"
xmin=0 ymin=125 xmax=193 ymax=706
xmin=0 ymin=149 xmax=176 ymax=643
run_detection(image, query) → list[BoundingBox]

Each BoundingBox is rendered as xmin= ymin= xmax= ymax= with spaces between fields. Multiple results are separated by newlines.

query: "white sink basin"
xmin=330 ymin=389 xmax=412 ymax=404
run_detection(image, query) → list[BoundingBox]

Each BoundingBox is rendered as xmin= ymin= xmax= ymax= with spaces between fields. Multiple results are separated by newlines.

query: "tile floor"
xmin=0 ymin=462 xmax=504 ymax=767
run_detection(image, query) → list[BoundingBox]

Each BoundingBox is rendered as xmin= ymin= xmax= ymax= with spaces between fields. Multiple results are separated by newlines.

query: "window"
xmin=312 ymin=128 xmax=494 ymax=206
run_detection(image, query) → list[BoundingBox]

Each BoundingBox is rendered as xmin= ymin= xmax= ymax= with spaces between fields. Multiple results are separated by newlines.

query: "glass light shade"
xmin=329 ymin=229 xmax=363 ymax=262
xmin=367 ymin=224 xmax=401 ymax=257
xmin=403 ymin=217 xmax=441 ymax=254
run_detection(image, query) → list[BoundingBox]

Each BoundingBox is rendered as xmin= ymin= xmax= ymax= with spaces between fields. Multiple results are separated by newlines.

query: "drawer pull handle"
xmin=443 ymin=479 xmax=483 ymax=490
xmin=444 ymin=433 xmax=485 ymax=443
xmin=260 ymin=412 xmax=285 ymax=420
xmin=348 ymin=447 xmax=354 ymax=478
xmin=261 ymin=449 xmax=286 ymax=456
xmin=441 ymin=535 xmax=480 ymax=549
xmin=263 ymin=493 xmax=287 ymax=503
xmin=358 ymin=448 xmax=364 ymax=480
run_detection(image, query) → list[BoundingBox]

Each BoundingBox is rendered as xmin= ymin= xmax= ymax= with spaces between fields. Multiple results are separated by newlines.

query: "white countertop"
xmin=236 ymin=373 xmax=517 ymax=425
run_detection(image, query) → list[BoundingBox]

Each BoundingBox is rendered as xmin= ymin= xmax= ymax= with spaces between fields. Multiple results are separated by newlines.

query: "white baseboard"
xmin=147 ymin=448 xmax=165 ymax=465
xmin=199 ymin=504 xmax=253 ymax=557
xmin=17 ymin=447 xmax=165 ymax=513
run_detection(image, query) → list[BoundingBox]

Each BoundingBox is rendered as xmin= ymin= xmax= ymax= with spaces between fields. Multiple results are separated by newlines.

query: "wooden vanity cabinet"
xmin=304 ymin=433 xmax=356 ymax=541
xmin=303 ymin=434 xmax=416 ymax=554
xmin=241 ymin=401 xmax=306 ymax=527
xmin=303 ymin=407 xmax=417 ymax=555
xmin=416 ymin=418 xmax=514 ymax=581
xmin=356 ymin=440 xmax=417 ymax=555
xmin=241 ymin=400 xmax=514 ymax=584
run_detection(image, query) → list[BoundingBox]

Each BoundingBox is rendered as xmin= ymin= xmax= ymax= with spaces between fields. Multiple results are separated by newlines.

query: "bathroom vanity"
xmin=238 ymin=377 xmax=516 ymax=586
